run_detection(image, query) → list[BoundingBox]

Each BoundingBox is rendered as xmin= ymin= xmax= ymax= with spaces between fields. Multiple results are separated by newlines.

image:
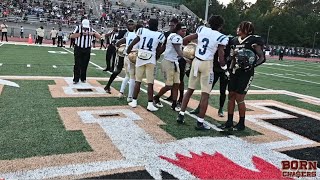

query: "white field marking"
xmin=62 ymin=78 xmax=109 ymax=95
xmin=53 ymin=65 xmax=57 ymax=69
xmin=256 ymin=72 xmax=320 ymax=85
xmin=0 ymin=79 xmax=20 ymax=87
xmin=285 ymin=73 xmax=295 ymax=76
xmin=48 ymin=51 xmax=69 ymax=54
xmin=62 ymin=48 xmax=104 ymax=70
xmin=261 ymin=66 xmax=320 ymax=76
xmin=0 ymin=43 xmax=4 ymax=47
xmin=3 ymin=107 xmax=319 ymax=179
xmin=296 ymin=74 xmax=306 ymax=77
xmin=246 ymin=102 xmax=319 ymax=150
xmin=0 ymin=76 xmax=114 ymax=81
xmin=27 ymin=64 xmax=31 ymax=68
xmin=90 ymin=53 xmax=96 ymax=56
xmin=264 ymin=63 xmax=293 ymax=67
xmin=279 ymin=62 xmax=320 ymax=72
xmin=0 ymin=63 xmax=3 ymax=66
xmin=288 ymin=66 xmax=320 ymax=73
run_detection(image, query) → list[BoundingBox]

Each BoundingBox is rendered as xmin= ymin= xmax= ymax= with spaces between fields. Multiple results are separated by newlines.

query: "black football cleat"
xmin=195 ymin=121 xmax=210 ymax=131
xmin=233 ymin=123 xmax=245 ymax=131
xmin=104 ymin=86 xmax=111 ymax=94
xmin=218 ymin=123 xmax=233 ymax=130
xmin=164 ymin=96 xmax=173 ymax=102
xmin=176 ymin=114 xmax=185 ymax=124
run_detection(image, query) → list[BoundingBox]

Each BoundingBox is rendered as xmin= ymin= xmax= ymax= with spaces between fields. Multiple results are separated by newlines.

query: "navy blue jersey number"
xmin=128 ymin=39 xmax=133 ymax=45
xmin=142 ymin=37 xmax=153 ymax=51
xmin=199 ymin=38 xmax=209 ymax=55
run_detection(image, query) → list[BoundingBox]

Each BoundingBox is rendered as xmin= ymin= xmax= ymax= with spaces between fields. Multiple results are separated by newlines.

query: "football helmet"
xmin=183 ymin=43 xmax=197 ymax=60
xmin=117 ymin=44 xmax=126 ymax=57
xmin=128 ymin=51 xmax=138 ymax=63
xmin=236 ymin=48 xmax=256 ymax=69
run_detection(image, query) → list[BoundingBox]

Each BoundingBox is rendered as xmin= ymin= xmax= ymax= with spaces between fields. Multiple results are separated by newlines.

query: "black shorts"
xmin=228 ymin=69 xmax=254 ymax=94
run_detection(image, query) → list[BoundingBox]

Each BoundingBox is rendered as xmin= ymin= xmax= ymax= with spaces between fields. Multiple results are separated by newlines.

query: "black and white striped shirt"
xmin=73 ymin=25 xmax=96 ymax=48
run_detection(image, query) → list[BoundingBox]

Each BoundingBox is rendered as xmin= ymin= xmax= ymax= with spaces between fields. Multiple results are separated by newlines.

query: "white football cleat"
xmin=147 ymin=104 xmax=159 ymax=112
xmin=127 ymin=97 xmax=133 ymax=103
xmin=128 ymin=101 xmax=137 ymax=108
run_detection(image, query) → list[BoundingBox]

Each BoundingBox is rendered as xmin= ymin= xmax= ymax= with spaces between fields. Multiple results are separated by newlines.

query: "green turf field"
xmin=0 ymin=43 xmax=319 ymax=161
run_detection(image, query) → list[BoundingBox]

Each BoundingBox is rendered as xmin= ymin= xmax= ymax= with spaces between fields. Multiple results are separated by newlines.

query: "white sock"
xmin=148 ymin=102 xmax=154 ymax=107
xmin=197 ymin=117 xmax=204 ymax=123
xmin=120 ymin=76 xmax=129 ymax=93
xmin=128 ymin=79 xmax=135 ymax=98
xmin=179 ymin=111 xmax=185 ymax=116
xmin=131 ymin=99 xmax=137 ymax=104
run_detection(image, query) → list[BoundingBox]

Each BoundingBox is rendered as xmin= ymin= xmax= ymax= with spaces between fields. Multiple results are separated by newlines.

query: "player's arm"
xmin=218 ymin=45 xmax=226 ymax=67
xmin=183 ymin=33 xmax=197 ymax=46
xmin=70 ymin=26 xmax=81 ymax=39
xmin=126 ymin=36 xmax=140 ymax=54
xmin=253 ymin=44 xmax=265 ymax=67
xmin=90 ymin=30 xmax=101 ymax=40
xmin=156 ymin=43 xmax=163 ymax=60
xmin=115 ymin=38 xmax=126 ymax=47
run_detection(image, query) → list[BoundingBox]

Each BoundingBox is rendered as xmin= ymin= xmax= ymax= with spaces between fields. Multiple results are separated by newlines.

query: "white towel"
xmin=193 ymin=59 xmax=201 ymax=77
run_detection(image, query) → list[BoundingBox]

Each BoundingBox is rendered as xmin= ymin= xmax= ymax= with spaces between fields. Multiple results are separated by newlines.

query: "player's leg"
xmin=104 ymin=56 xmax=124 ymax=93
xmin=146 ymin=63 xmax=158 ymax=111
xmin=129 ymin=65 xmax=145 ymax=108
xmin=177 ymin=59 xmax=198 ymax=124
xmin=154 ymin=60 xmax=174 ymax=108
xmin=195 ymin=61 xmax=214 ymax=130
xmin=218 ymin=72 xmax=228 ymax=117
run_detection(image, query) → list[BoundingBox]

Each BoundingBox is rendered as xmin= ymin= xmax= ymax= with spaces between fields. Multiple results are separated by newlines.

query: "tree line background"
xmin=182 ymin=0 xmax=320 ymax=49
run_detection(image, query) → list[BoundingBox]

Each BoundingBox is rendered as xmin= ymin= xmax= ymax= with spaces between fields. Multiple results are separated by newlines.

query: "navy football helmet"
xmin=236 ymin=48 xmax=257 ymax=69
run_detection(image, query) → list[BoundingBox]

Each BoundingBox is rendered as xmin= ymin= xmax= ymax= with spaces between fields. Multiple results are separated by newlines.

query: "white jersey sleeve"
xmin=171 ymin=34 xmax=182 ymax=45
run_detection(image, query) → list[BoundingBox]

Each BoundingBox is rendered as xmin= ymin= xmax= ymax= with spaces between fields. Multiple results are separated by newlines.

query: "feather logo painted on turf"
xmin=160 ymin=152 xmax=292 ymax=179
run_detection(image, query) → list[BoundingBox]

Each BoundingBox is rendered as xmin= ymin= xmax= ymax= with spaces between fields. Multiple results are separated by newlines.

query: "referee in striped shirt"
xmin=70 ymin=19 xmax=101 ymax=84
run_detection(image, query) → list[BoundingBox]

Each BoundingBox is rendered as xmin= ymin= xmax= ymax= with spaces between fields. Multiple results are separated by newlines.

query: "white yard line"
xmin=62 ymin=47 xmax=104 ymax=70
xmin=27 ymin=64 xmax=31 ymax=68
xmin=53 ymin=65 xmax=57 ymax=69
xmin=0 ymin=76 xmax=111 ymax=81
xmin=0 ymin=43 xmax=4 ymax=47
xmin=261 ymin=66 xmax=320 ymax=76
xmin=0 ymin=63 xmax=3 ymax=66
xmin=256 ymin=72 xmax=320 ymax=85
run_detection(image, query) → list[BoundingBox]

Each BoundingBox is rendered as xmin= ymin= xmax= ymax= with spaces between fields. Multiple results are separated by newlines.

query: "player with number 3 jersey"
xmin=126 ymin=19 xmax=165 ymax=112
xmin=177 ymin=15 xmax=229 ymax=130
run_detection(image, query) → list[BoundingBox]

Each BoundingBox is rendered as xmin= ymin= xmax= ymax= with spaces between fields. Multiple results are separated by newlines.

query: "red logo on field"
xmin=160 ymin=152 xmax=291 ymax=179
xmin=281 ymin=160 xmax=317 ymax=178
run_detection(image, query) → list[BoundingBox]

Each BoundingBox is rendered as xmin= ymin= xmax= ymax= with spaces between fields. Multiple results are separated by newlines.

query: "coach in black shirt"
xmin=103 ymin=25 xmax=127 ymax=72
xmin=70 ymin=19 xmax=101 ymax=84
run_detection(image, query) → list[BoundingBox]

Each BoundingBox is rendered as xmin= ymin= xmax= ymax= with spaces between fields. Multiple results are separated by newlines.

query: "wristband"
xmin=221 ymin=65 xmax=227 ymax=71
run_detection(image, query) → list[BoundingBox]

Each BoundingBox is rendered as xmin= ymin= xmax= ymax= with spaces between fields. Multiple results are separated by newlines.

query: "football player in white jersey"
xmin=153 ymin=23 xmax=187 ymax=111
xmin=177 ymin=15 xmax=229 ymax=130
xmin=114 ymin=21 xmax=143 ymax=102
xmin=126 ymin=19 xmax=165 ymax=112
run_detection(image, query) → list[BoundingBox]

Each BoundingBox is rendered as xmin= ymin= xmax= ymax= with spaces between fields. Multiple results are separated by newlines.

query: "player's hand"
xmin=82 ymin=31 xmax=89 ymax=36
xmin=224 ymin=71 xmax=230 ymax=80
xmin=89 ymin=32 xmax=95 ymax=36
xmin=244 ymin=64 xmax=253 ymax=72
xmin=178 ymin=57 xmax=186 ymax=64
